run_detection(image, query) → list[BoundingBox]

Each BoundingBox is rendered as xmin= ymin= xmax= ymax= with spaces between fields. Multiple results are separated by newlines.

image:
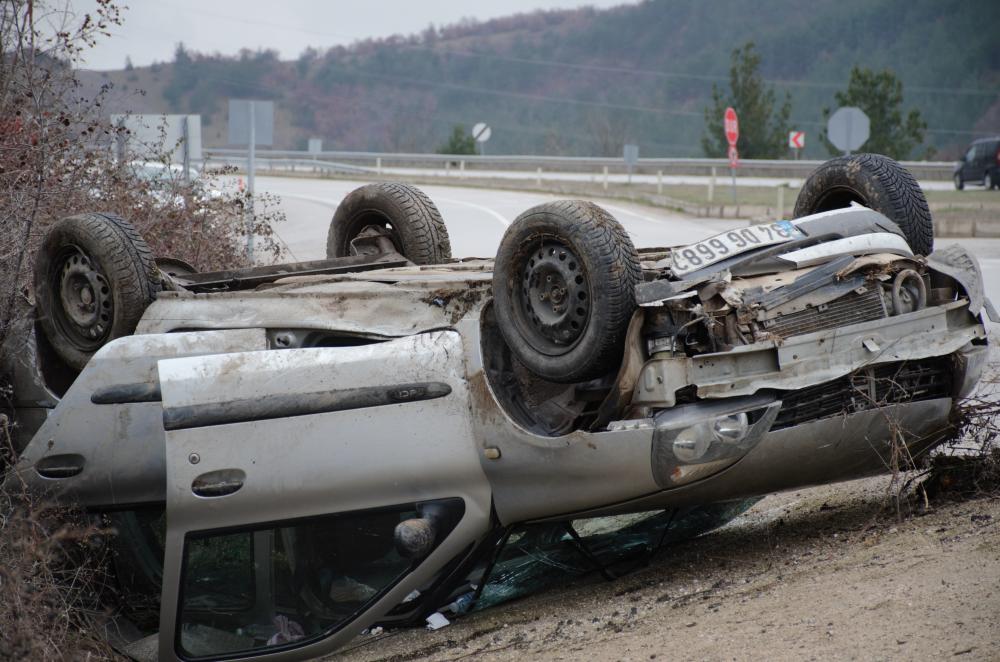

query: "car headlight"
xmin=652 ymin=399 xmax=779 ymax=488
xmin=671 ymin=412 xmax=750 ymax=463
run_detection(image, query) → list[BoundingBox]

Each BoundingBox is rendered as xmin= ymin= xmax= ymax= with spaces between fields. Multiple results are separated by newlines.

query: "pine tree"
xmin=822 ymin=67 xmax=927 ymax=159
xmin=701 ymin=42 xmax=792 ymax=159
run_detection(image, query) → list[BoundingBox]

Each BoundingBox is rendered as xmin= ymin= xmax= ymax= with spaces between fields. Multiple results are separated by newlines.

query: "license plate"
xmin=671 ymin=221 xmax=804 ymax=277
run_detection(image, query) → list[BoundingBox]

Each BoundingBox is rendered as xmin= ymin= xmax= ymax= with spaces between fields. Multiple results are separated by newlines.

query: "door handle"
xmin=191 ymin=469 xmax=246 ymax=498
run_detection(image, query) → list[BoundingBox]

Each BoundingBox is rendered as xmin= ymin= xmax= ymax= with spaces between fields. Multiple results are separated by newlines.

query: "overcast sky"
xmin=63 ymin=1 xmax=637 ymax=70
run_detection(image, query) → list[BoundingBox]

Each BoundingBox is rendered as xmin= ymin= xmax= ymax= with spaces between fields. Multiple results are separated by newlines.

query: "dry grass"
xmin=0 ymin=415 xmax=122 ymax=660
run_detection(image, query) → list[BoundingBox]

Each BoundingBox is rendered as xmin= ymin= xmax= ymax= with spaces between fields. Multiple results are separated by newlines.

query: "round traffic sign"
xmin=724 ymin=107 xmax=739 ymax=146
xmin=472 ymin=122 xmax=492 ymax=143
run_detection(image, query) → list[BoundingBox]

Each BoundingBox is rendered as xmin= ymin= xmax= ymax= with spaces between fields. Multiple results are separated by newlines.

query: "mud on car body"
xmin=3 ymin=155 xmax=993 ymax=661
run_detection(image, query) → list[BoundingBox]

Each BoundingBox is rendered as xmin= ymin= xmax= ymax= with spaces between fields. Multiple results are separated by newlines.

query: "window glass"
xmin=966 ymin=146 xmax=977 ymax=162
xmin=177 ymin=506 xmax=418 ymax=659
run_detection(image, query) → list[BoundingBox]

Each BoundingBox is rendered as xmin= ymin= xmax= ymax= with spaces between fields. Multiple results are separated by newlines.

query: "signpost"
xmin=827 ymin=107 xmax=869 ymax=155
xmin=623 ymin=143 xmax=639 ymax=184
xmin=472 ymin=122 xmax=491 ymax=155
xmin=110 ymin=114 xmax=202 ymax=180
xmin=724 ymin=107 xmax=739 ymax=205
xmin=228 ymin=99 xmax=275 ymax=260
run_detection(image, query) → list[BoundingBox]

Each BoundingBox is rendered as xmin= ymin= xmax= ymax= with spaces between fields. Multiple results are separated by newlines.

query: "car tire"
xmin=492 ymin=200 xmax=640 ymax=383
xmin=326 ymin=183 xmax=451 ymax=265
xmin=34 ymin=212 xmax=160 ymax=370
xmin=954 ymin=173 xmax=964 ymax=191
xmin=985 ymin=171 xmax=995 ymax=191
xmin=793 ymin=153 xmax=934 ymax=255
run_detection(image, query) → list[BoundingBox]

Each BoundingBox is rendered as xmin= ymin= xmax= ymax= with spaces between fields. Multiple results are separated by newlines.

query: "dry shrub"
xmin=921 ymin=393 xmax=1000 ymax=500
xmin=0 ymin=0 xmax=285 ymax=356
xmin=1 ymin=415 xmax=120 ymax=660
xmin=0 ymin=3 xmax=284 ymax=658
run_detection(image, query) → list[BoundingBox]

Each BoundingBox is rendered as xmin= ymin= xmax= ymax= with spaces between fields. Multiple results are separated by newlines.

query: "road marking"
xmin=268 ymin=191 xmax=341 ymax=209
xmin=432 ymin=195 xmax=510 ymax=227
xmin=599 ymin=202 xmax=666 ymax=225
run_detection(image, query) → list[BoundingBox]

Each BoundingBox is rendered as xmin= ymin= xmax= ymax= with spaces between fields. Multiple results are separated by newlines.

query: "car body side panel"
xmin=8 ymin=329 xmax=266 ymax=507
xmin=557 ymin=397 xmax=953 ymax=521
xmin=157 ymin=330 xmax=493 ymax=661
xmin=456 ymin=319 xmax=663 ymax=525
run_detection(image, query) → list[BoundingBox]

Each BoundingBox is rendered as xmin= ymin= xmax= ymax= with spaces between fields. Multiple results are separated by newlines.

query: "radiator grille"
xmin=772 ymin=358 xmax=953 ymax=430
xmin=763 ymin=287 xmax=886 ymax=338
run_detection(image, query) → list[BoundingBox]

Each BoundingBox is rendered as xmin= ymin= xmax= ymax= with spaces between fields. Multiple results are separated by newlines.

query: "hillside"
xmin=80 ymin=0 xmax=1000 ymax=158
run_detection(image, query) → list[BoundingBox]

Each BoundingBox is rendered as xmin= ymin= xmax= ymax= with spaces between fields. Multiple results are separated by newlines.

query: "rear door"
xmin=156 ymin=330 xmax=493 ymax=661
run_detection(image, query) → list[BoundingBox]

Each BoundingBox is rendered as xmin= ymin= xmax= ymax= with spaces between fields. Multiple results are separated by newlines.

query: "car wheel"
xmin=492 ymin=200 xmax=640 ymax=383
xmin=793 ymin=153 xmax=934 ymax=255
xmin=327 ymin=183 xmax=451 ymax=265
xmin=985 ymin=171 xmax=995 ymax=190
xmin=155 ymin=256 xmax=197 ymax=278
xmin=954 ymin=174 xmax=964 ymax=191
xmin=33 ymin=212 xmax=160 ymax=370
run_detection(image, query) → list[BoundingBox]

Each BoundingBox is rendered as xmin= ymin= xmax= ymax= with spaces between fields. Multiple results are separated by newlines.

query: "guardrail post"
xmin=376 ymin=157 xmax=382 ymax=176
xmin=460 ymin=160 xmax=466 ymax=179
xmin=536 ymin=167 xmax=542 ymax=186
xmin=776 ymin=185 xmax=785 ymax=219
xmin=603 ymin=166 xmax=608 ymax=191
xmin=445 ymin=161 xmax=451 ymax=176
xmin=708 ymin=166 xmax=716 ymax=203
xmin=657 ymin=170 xmax=663 ymax=195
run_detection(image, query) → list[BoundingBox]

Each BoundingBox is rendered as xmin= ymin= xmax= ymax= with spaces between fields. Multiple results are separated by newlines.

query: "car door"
xmin=155 ymin=330 xmax=493 ymax=661
xmin=962 ymin=144 xmax=980 ymax=181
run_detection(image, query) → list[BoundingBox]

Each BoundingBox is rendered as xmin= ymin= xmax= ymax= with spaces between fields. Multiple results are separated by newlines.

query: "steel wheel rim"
xmin=50 ymin=244 xmax=113 ymax=351
xmin=513 ymin=239 xmax=590 ymax=355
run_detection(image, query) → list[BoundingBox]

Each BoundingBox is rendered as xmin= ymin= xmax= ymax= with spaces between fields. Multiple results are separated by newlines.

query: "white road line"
xmin=270 ymin=191 xmax=341 ymax=209
xmin=432 ymin=195 xmax=510 ymax=227
xmin=599 ymin=202 xmax=666 ymax=225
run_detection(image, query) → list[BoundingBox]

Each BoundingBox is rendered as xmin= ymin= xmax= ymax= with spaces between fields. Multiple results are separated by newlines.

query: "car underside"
xmin=2 ymin=154 xmax=994 ymax=661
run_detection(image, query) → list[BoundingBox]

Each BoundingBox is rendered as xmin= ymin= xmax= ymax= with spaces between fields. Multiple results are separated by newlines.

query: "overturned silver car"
xmin=3 ymin=154 xmax=993 ymax=661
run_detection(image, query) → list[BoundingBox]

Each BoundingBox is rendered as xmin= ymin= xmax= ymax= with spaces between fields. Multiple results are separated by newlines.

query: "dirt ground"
xmin=335 ymin=475 xmax=1000 ymax=662
xmin=326 ymin=267 xmax=1000 ymax=662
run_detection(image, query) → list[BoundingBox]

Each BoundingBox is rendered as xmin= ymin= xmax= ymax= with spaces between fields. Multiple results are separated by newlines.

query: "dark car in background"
xmin=954 ymin=136 xmax=1000 ymax=190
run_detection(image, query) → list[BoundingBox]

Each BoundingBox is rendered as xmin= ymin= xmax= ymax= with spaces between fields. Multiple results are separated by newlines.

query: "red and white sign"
xmin=728 ymin=145 xmax=739 ymax=168
xmin=724 ymin=107 xmax=739 ymax=146
xmin=788 ymin=130 xmax=805 ymax=149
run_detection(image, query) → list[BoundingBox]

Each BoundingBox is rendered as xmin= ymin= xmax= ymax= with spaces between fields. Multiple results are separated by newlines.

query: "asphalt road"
xmin=254 ymin=175 xmax=1000 ymax=312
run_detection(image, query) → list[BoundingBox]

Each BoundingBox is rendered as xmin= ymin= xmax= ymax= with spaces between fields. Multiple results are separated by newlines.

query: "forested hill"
xmin=82 ymin=0 xmax=1000 ymax=158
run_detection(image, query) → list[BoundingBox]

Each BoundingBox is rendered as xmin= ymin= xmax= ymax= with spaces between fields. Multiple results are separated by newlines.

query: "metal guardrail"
xmin=203 ymin=148 xmax=956 ymax=180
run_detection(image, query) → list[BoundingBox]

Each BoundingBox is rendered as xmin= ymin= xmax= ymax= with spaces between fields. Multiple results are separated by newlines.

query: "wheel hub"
xmin=520 ymin=240 xmax=589 ymax=349
xmin=56 ymin=248 xmax=112 ymax=341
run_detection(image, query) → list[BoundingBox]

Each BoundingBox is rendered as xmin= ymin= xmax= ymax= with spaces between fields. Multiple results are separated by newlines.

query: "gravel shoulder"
xmin=336 ymin=477 xmax=1000 ymax=662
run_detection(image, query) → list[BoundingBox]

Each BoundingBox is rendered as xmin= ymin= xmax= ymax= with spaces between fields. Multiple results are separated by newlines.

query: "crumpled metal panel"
xmin=137 ymin=275 xmax=493 ymax=337
xmin=634 ymin=300 xmax=985 ymax=404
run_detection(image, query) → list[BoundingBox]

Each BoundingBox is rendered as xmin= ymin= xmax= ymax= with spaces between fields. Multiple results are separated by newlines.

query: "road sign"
xmin=788 ymin=131 xmax=805 ymax=150
xmin=728 ymin=145 xmax=739 ymax=168
xmin=228 ymin=99 xmax=274 ymax=146
xmin=307 ymin=137 xmax=323 ymax=154
xmin=472 ymin=122 xmax=492 ymax=143
xmin=827 ymin=107 xmax=869 ymax=154
xmin=724 ymin=107 xmax=739 ymax=146
xmin=111 ymin=114 xmax=202 ymax=165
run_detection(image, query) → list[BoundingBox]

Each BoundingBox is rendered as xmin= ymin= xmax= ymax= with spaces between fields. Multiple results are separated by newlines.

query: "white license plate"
xmin=671 ymin=221 xmax=804 ymax=277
